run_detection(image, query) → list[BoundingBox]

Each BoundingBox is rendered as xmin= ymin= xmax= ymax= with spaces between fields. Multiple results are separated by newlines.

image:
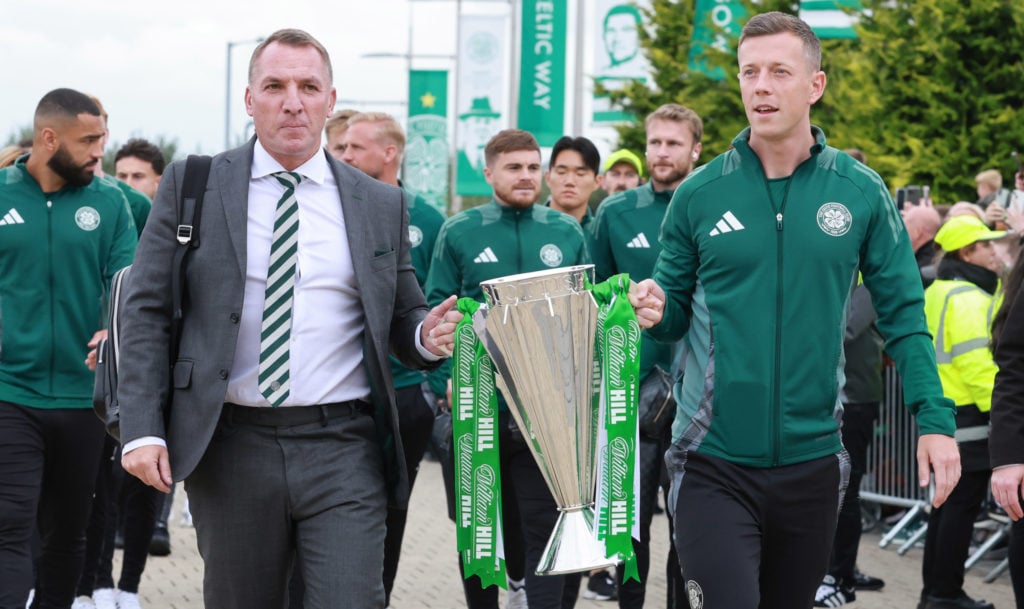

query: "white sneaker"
xmin=506 ymin=577 xmax=528 ymax=609
xmin=181 ymin=498 xmax=193 ymax=527
xmin=92 ymin=588 xmax=117 ymax=609
xmin=71 ymin=596 xmax=96 ymax=609
xmin=25 ymin=589 xmax=34 ymax=609
xmin=116 ymin=590 xmax=141 ymax=609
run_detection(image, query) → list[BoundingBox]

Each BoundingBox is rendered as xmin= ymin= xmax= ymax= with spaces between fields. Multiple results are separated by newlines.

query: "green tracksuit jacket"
xmin=390 ymin=191 xmax=446 ymax=390
xmin=0 ymin=159 xmax=138 ymax=409
xmin=425 ymin=199 xmax=589 ymax=305
xmin=650 ymin=127 xmax=955 ymax=468
xmin=591 ymin=182 xmax=675 ymax=380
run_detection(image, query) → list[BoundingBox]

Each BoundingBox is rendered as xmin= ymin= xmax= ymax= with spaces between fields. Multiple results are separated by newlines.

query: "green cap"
xmin=603 ymin=149 xmax=644 ymax=178
xmin=934 ymin=215 xmax=1006 ymax=252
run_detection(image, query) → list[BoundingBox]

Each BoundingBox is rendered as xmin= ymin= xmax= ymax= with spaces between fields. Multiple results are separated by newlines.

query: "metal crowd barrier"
xmin=860 ymin=364 xmax=931 ymax=550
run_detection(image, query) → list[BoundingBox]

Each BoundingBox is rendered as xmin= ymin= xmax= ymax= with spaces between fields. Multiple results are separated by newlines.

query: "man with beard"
xmin=426 ymin=129 xmax=589 ymax=609
xmin=589 ymin=103 xmax=702 ymax=609
xmin=0 ymin=87 xmax=137 ymax=609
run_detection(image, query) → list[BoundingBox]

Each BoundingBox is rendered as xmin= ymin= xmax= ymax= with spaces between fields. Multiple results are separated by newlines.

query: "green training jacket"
xmin=0 ymin=159 xmax=137 ymax=409
xmin=591 ymin=181 xmax=675 ymax=380
xmin=650 ymin=127 xmax=955 ymax=468
xmin=425 ymin=199 xmax=589 ymax=305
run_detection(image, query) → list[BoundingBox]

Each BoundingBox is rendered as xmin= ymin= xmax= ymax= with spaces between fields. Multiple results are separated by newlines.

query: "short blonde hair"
xmin=975 ymin=169 xmax=1002 ymax=192
xmin=346 ymin=112 xmax=406 ymax=155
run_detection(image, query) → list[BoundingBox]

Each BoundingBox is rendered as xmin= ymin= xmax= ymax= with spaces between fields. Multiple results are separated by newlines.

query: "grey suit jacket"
xmin=117 ymin=139 xmax=435 ymax=507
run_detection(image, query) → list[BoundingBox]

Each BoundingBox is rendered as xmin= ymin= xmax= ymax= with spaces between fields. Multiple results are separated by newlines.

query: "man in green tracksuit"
xmin=0 ymin=88 xmax=137 ymax=609
xmin=426 ymin=129 xmax=589 ymax=609
xmin=590 ymin=102 xmax=703 ymax=609
xmin=337 ymin=111 xmax=447 ymax=608
xmin=630 ymin=13 xmax=960 ymax=609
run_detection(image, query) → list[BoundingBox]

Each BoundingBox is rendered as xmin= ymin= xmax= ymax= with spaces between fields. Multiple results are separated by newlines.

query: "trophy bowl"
xmin=475 ymin=265 xmax=618 ymax=575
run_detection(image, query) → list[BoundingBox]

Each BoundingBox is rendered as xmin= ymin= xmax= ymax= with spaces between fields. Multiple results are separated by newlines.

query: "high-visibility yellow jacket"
xmin=924 ymin=278 xmax=998 ymax=413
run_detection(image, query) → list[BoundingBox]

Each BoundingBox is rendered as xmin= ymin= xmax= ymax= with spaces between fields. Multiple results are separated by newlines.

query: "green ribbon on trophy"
xmin=452 ymin=297 xmax=507 ymax=589
xmin=590 ymin=274 xmax=642 ymax=582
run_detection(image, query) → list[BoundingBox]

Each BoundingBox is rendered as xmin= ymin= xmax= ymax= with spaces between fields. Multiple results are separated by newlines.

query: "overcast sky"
xmin=0 ymin=0 xmax=459 ymax=155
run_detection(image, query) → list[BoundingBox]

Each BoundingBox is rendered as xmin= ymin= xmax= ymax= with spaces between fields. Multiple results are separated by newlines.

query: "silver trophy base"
xmin=536 ymin=506 xmax=620 ymax=576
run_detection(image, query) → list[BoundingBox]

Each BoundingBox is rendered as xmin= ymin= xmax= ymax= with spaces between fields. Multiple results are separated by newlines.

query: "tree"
xmin=844 ymin=0 xmax=1024 ymax=201
xmin=4 ymin=125 xmax=33 ymax=148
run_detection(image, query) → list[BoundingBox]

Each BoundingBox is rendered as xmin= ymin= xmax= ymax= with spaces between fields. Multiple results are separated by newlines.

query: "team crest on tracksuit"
xmin=539 ymin=244 xmax=563 ymax=267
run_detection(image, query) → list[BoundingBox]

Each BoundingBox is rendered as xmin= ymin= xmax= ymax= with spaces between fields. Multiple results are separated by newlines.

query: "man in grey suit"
xmin=118 ymin=29 xmax=459 ymax=609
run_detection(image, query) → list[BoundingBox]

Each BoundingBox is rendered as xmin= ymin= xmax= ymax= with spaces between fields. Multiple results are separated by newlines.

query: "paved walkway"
xmin=122 ymin=458 xmax=1016 ymax=608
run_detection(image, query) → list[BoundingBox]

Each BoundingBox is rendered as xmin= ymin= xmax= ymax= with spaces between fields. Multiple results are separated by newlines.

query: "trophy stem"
xmin=535 ymin=506 xmax=620 ymax=576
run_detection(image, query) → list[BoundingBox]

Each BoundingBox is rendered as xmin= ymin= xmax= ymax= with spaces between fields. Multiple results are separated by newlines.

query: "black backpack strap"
xmin=170 ymin=154 xmax=212 ymax=361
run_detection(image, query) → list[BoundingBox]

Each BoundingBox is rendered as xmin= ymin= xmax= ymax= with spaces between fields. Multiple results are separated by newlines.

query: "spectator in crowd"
xmin=117 ymin=29 xmax=457 ymax=608
xmin=426 ymin=129 xmax=589 ymax=609
xmin=601 ymin=149 xmax=644 ymax=195
xmin=629 ymin=12 xmax=959 ymax=608
xmin=590 ymin=103 xmax=703 ymax=609
xmin=977 ymin=169 xmax=1004 ymax=209
xmin=903 ymin=202 xmax=943 ymax=287
xmin=0 ymin=87 xmax=136 ymax=609
xmin=919 ymin=215 xmax=1005 ymax=609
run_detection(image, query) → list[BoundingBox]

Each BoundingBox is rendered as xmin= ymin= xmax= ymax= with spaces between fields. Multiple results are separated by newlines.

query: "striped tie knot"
xmin=259 ymin=171 xmax=304 ymax=407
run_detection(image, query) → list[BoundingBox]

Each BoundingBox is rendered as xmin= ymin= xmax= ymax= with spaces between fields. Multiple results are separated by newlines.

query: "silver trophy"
xmin=475 ymin=265 xmax=618 ymax=575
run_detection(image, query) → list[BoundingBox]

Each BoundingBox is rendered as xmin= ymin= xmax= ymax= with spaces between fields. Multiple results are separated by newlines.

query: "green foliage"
xmin=847 ymin=0 xmax=1024 ymax=201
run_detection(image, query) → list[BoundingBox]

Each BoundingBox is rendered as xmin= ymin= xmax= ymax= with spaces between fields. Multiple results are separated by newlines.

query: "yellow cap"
xmin=603 ymin=149 xmax=644 ymax=178
xmin=934 ymin=215 xmax=1006 ymax=252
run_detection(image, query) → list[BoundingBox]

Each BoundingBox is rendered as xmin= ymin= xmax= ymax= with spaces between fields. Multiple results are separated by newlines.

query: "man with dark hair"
xmin=115 ymin=138 xmax=164 ymax=200
xmin=117 ymin=29 xmax=459 ymax=608
xmin=338 ymin=111 xmax=446 ymax=607
xmin=630 ymin=12 xmax=959 ymax=609
xmin=545 ymin=135 xmax=601 ymax=227
xmin=589 ymin=103 xmax=702 ymax=609
xmin=426 ymin=128 xmax=589 ymax=609
xmin=0 ymin=87 xmax=137 ymax=609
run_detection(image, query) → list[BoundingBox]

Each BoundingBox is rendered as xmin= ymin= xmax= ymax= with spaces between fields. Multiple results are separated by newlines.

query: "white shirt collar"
xmin=251 ymin=139 xmax=329 ymax=185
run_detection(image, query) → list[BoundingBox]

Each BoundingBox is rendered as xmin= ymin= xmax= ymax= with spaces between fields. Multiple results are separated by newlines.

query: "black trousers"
xmin=382 ymin=385 xmax=436 ymax=605
xmin=446 ymin=409 xmax=526 ymax=609
xmin=1009 ymin=517 xmax=1024 ymax=609
xmin=921 ymin=467 xmax=991 ymax=599
xmin=672 ymin=451 xmax=848 ymax=609
xmin=0 ymin=402 xmax=105 ymax=609
xmin=827 ymin=401 xmax=879 ymax=585
xmin=77 ymin=439 xmax=162 ymax=594
xmin=613 ymin=433 xmax=666 ymax=609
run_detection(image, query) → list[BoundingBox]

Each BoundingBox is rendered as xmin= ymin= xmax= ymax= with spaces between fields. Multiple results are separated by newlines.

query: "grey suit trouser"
xmin=185 ymin=403 xmax=387 ymax=609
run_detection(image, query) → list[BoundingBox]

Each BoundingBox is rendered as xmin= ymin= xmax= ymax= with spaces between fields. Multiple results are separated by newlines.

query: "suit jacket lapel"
xmin=329 ymin=154 xmax=370 ymax=292
xmin=219 ymin=141 xmax=255 ymax=273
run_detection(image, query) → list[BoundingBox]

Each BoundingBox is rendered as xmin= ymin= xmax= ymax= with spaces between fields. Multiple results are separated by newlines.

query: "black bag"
xmin=637 ymin=365 xmax=676 ymax=440
xmin=93 ymin=155 xmax=212 ymax=440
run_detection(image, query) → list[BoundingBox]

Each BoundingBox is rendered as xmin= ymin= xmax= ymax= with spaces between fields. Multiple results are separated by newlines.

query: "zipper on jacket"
xmin=47 ymin=199 xmax=55 ymax=395
xmin=766 ymin=173 xmax=796 ymax=466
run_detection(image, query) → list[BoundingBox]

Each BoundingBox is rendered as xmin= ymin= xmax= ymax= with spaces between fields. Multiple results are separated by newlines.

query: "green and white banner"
xmin=405 ymin=70 xmax=450 ymax=216
xmin=517 ymin=0 xmax=567 ymax=147
xmin=800 ymin=0 xmax=861 ymax=39
xmin=456 ymin=13 xmax=509 ymax=197
xmin=687 ymin=0 xmax=747 ymax=81
xmin=592 ymin=0 xmax=651 ymax=123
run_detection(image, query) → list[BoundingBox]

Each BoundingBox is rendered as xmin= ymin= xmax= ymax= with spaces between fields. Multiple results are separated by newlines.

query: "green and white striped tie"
xmin=258 ymin=171 xmax=302 ymax=406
